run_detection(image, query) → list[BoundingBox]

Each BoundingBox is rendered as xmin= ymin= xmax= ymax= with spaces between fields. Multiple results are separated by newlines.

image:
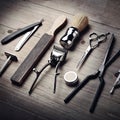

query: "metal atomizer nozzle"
xmin=60 ymin=14 xmax=88 ymax=49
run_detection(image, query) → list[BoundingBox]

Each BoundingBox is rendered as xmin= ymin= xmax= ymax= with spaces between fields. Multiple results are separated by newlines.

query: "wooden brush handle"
xmin=48 ymin=15 xmax=67 ymax=36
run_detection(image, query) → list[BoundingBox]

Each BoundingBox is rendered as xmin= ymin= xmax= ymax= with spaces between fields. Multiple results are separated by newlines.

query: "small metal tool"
xmin=110 ymin=69 xmax=120 ymax=94
xmin=28 ymin=45 xmax=68 ymax=94
xmin=0 ymin=52 xmax=18 ymax=76
xmin=51 ymin=45 xmax=68 ymax=93
xmin=76 ymin=32 xmax=110 ymax=70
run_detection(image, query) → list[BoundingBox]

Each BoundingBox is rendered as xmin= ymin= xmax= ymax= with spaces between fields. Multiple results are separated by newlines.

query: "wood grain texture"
xmin=0 ymin=0 xmax=120 ymax=120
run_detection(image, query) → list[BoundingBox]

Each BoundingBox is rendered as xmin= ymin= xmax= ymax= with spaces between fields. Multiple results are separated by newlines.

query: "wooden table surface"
xmin=0 ymin=0 xmax=120 ymax=120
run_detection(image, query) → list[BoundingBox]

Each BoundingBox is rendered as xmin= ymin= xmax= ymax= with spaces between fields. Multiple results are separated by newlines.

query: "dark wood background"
xmin=0 ymin=0 xmax=120 ymax=120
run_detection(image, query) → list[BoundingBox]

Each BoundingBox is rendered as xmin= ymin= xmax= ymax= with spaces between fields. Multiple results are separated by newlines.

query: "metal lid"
xmin=64 ymin=71 xmax=79 ymax=86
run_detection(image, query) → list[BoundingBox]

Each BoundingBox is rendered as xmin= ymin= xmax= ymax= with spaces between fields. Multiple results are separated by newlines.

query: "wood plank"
xmin=29 ymin=0 xmax=120 ymax=28
xmin=0 ymin=78 xmax=120 ymax=120
xmin=0 ymin=0 xmax=120 ymax=120
xmin=0 ymin=101 xmax=46 ymax=120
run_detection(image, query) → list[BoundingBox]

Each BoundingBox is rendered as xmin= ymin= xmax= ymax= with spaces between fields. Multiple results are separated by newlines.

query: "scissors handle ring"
xmin=89 ymin=32 xmax=110 ymax=49
xmin=89 ymin=32 xmax=98 ymax=39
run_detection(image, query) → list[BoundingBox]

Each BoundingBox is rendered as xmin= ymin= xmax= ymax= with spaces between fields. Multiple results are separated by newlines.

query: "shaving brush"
xmin=60 ymin=14 xmax=88 ymax=49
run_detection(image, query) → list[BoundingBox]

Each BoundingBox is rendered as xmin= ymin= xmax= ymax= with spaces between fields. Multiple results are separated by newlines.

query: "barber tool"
xmin=1 ymin=20 xmax=43 ymax=45
xmin=64 ymin=34 xmax=120 ymax=113
xmin=11 ymin=15 xmax=67 ymax=86
xmin=15 ymin=25 xmax=39 ymax=51
xmin=0 ymin=52 xmax=18 ymax=76
xmin=76 ymin=32 xmax=110 ymax=70
xmin=110 ymin=69 xmax=120 ymax=94
xmin=29 ymin=45 xmax=68 ymax=94
xmin=60 ymin=14 xmax=88 ymax=49
xmin=64 ymin=71 xmax=79 ymax=86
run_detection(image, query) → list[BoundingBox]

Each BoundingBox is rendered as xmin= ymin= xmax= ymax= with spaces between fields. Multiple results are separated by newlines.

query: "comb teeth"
xmin=72 ymin=14 xmax=88 ymax=32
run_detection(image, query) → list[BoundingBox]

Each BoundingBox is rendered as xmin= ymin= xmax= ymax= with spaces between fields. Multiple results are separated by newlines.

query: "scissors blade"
xmin=76 ymin=45 xmax=92 ymax=70
xmin=15 ymin=25 xmax=39 ymax=51
xmin=98 ymin=34 xmax=115 ymax=74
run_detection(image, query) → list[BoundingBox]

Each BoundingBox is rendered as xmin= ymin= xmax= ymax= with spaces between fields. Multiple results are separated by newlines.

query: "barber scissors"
xmin=76 ymin=32 xmax=110 ymax=69
xmin=64 ymin=34 xmax=120 ymax=113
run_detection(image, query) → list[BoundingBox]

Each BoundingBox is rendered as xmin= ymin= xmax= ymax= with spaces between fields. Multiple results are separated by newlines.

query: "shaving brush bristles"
xmin=72 ymin=14 xmax=88 ymax=32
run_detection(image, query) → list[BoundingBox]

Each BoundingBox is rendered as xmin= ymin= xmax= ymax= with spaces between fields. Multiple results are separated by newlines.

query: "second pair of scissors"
xmin=76 ymin=32 xmax=110 ymax=69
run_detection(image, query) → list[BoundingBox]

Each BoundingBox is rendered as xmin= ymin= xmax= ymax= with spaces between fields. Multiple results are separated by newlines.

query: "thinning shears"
xmin=76 ymin=32 xmax=110 ymax=69
xmin=64 ymin=34 xmax=120 ymax=113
